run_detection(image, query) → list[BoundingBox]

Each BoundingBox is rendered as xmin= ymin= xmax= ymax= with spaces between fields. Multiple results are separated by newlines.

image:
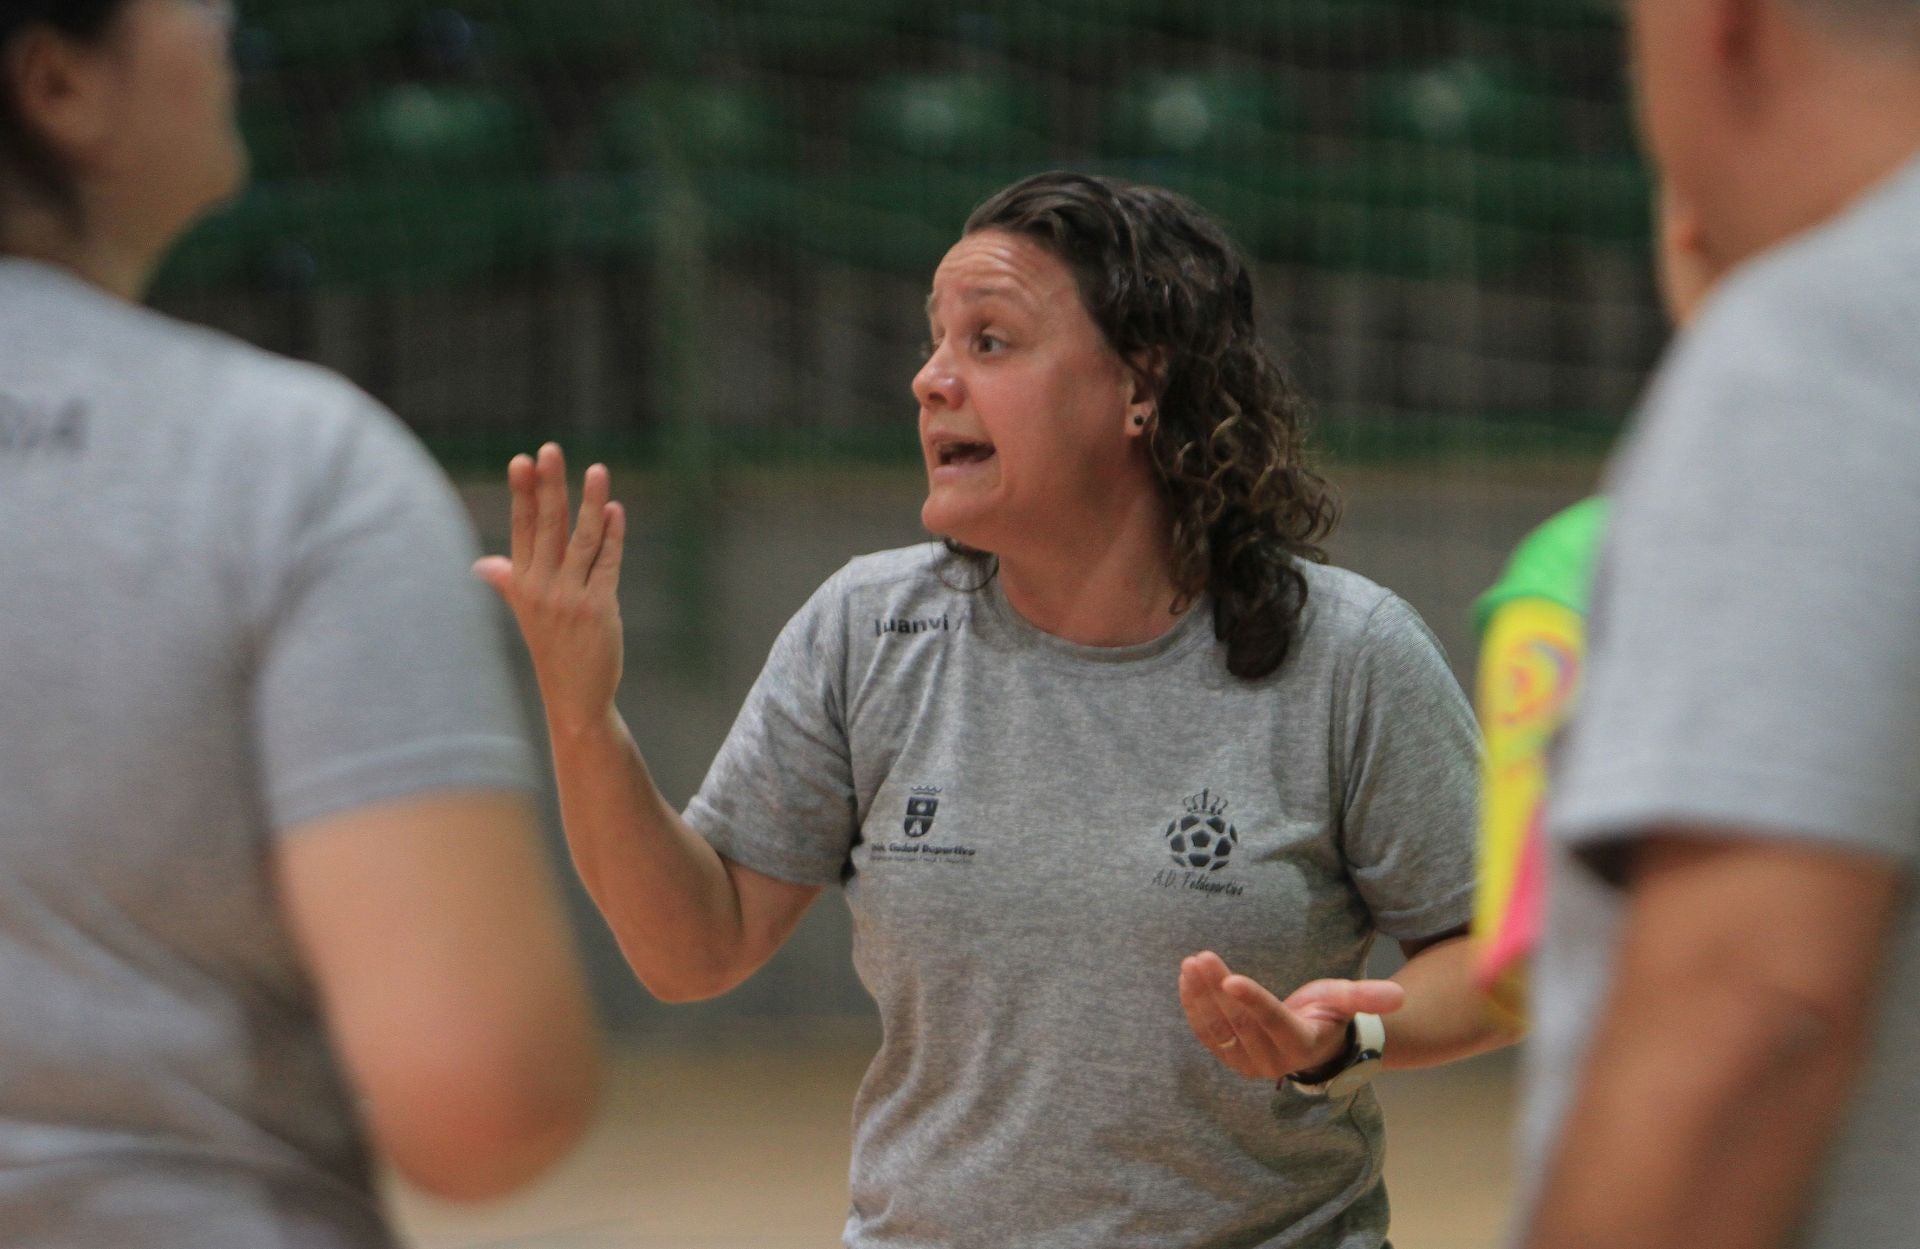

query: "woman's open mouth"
xmin=936 ymin=440 xmax=996 ymax=468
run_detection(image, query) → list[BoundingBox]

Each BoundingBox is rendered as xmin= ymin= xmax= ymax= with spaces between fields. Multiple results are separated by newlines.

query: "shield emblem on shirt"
xmin=904 ymin=795 xmax=939 ymax=838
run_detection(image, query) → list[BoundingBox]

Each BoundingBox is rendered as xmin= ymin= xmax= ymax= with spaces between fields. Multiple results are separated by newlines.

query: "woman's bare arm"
xmin=474 ymin=445 xmax=819 ymax=1001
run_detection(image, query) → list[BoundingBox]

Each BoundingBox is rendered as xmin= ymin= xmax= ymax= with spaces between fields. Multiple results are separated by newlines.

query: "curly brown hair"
xmin=958 ymin=171 xmax=1339 ymax=681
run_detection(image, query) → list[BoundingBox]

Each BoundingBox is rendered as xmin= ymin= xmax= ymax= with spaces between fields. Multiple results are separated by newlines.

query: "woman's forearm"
xmin=546 ymin=706 xmax=747 ymax=1001
xmin=1384 ymin=935 xmax=1524 ymax=1070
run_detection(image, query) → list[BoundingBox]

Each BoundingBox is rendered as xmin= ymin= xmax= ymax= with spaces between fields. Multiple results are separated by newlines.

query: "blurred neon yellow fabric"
xmin=1471 ymin=498 xmax=1606 ymax=1019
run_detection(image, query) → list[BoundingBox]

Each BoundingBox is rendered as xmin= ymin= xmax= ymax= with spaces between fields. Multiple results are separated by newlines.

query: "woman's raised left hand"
xmin=1178 ymin=951 xmax=1406 ymax=1081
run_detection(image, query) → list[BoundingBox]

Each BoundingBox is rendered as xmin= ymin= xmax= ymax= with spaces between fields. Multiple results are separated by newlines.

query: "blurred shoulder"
xmin=1673 ymin=158 xmax=1920 ymax=387
xmin=1611 ymin=164 xmax=1920 ymax=522
xmin=64 ymin=285 xmax=421 ymax=466
xmin=152 ymin=325 xmax=448 ymax=506
xmin=178 ymin=326 xmax=405 ymax=450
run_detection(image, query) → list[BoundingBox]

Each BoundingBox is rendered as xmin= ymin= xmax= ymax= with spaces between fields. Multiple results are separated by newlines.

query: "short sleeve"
xmin=1337 ymin=595 xmax=1482 ymax=941
xmin=1471 ymin=497 xmax=1609 ymax=637
xmin=1554 ymin=285 xmax=1920 ymax=866
xmin=683 ymin=570 xmax=858 ymax=886
xmin=250 ymin=400 xmax=536 ymax=833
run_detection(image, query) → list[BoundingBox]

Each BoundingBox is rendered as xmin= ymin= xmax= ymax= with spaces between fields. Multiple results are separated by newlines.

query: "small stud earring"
xmin=1133 ymin=413 xmax=1148 ymax=428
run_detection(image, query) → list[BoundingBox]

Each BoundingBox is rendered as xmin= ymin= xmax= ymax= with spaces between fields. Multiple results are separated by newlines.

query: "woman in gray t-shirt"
xmin=486 ymin=171 xmax=1517 ymax=1247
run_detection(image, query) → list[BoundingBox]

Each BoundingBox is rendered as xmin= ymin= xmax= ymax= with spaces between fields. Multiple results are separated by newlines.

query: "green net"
xmin=139 ymin=0 xmax=1666 ymax=1029
xmin=154 ymin=0 xmax=1660 ymax=468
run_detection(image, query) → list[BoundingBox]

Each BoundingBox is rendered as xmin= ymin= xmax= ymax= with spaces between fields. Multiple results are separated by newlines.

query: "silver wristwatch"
xmin=1284 ymin=1011 xmax=1386 ymax=1097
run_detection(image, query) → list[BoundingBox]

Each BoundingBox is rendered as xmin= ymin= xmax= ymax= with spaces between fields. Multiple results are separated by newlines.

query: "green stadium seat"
xmin=778 ymin=167 xmax=1032 ymax=273
xmin=1353 ymin=60 xmax=1644 ymax=260
xmin=1282 ymin=162 xmax=1534 ymax=279
xmin=164 ymin=77 xmax=560 ymax=291
xmin=596 ymin=81 xmax=791 ymax=171
xmin=173 ymin=84 xmax=546 ymax=290
xmin=851 ymin=74 xmax=1048 ymax=163
xmin=761 ymin=73 xmax=1051 ymax=272
xmin=342 ymin=83 xmax=541 ymax=180
xmin=1303 ymin=202 xmax=1531 ymax=281
xmin=262 ymin=180 xmax=551 ymax=289
xmin=1088 ymin=74 xmax=1316 ymax=264
xmin=1100 ymin=73 xmax=1306 ymax=169
xmin=156 ymin=179 xmax=551 ymax=293
xmin=1363 ymin=59 xmax=1567 ymax=159
xmin=558 ymin=83 xmax=793 ymax=262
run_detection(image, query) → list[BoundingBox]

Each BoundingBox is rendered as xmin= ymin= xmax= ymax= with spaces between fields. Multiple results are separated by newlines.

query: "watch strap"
xmin=1284 ymin=1011 xmax=1386 ymax=1097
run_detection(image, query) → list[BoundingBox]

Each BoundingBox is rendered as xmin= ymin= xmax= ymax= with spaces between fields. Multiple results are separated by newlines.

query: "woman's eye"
xmin=918 ymin=339 xmax=938 ymax=361
xmin=975 ymin=333 xmax=1005 ymax=354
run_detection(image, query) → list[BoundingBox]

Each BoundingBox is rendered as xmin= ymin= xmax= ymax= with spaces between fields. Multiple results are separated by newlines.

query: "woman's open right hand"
xmin=474 ymin=443 xmax=627 ymax=736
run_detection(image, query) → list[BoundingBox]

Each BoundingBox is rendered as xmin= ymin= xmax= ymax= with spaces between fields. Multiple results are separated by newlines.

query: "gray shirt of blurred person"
xmin=0 ymin=0 xmax=597 ymax=1244
xmin=0 ymin=255 xmax=594 ymax=1247
xmin=1520 ymin=30 xmax=1920 ymax=1249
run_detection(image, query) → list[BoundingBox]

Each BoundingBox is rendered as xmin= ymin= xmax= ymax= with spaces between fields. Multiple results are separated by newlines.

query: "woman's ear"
xmin=6 ymin=26 xmax=116 ymax=171
xmin=1126 ymin=347 xmax=1168 ymax=406
xmin=1123 ymin=347 xmax=1167 ymax=437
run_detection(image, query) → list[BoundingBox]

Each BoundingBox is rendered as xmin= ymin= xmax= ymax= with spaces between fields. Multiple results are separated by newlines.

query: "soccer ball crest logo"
xmin=1165 ymin=789 xmax=1237 ymax=872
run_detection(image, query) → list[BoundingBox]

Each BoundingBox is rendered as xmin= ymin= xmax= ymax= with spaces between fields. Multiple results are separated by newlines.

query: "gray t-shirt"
xmin=0 ymin=259 xmax=536 ymax=1248
xmin=1522 ymin=153 xmax=1920 ymax=1248
xmin=686 ymin=544 xmax=1479 ymax=1249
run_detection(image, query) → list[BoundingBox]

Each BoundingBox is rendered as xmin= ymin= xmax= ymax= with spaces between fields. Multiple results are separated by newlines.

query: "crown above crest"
xmin=911 ymin=785 xmax=942 ymax=796
xmin=1184 ymin=788 xmax=1228 ymax=816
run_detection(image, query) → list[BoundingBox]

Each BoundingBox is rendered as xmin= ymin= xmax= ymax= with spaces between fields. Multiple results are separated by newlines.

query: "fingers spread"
xmin=531 ymin=443 xmax=572 ymax=571
xmin=589 ymin=500 xmax=626 ymax=596
xmin=507 ymin=453 xmax=537 ymax=573
xmin=563 ymin=463 xmax=611 ymax=583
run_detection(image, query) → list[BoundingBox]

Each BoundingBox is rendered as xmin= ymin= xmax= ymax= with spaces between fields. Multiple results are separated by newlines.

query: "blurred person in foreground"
xmin=480 ymin=171 xmax=1519 ymax=1249
xmin=1517 ymin=2 xmax=1920 ymax=1248
xmin=1469 ymin=194 xmax=1721 ymax=1020
xmin=0 ymin=2 xmax=599 ymax=1244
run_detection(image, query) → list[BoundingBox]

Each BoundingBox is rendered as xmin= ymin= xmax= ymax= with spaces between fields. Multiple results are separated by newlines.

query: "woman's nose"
xmin=912 ymin=349 xmax=960 ymax=410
